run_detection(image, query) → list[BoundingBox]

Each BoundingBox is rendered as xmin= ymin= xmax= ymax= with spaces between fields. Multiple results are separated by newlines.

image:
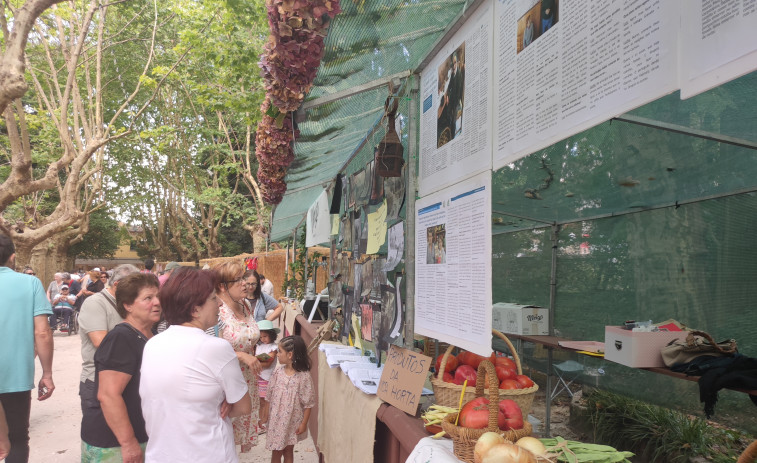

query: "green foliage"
xmin=281 ymin=228 xmax=322 ymax=299
xmin=586 ymin=389 xmax=752 ymax=463
xmin=67 ymin=210 xmax=122 ymax=259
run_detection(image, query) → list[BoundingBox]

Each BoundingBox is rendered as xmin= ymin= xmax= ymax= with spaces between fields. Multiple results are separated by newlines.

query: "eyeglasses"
xmin=225 ymin=278 xmax=247 ymax=286
xmin=246 ymin=282 xmax=258 ymax=287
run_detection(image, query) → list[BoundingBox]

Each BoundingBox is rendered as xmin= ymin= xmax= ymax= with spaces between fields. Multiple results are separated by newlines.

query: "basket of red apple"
xmin=431 ymin=329 xmax=538 ymax=414
xmin=441 ymin=360 xmax=532 ymax=463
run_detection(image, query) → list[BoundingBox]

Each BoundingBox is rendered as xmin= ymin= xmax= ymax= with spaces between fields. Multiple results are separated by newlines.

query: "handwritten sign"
xmin=377 ymin=345 xmax=432 ymax=415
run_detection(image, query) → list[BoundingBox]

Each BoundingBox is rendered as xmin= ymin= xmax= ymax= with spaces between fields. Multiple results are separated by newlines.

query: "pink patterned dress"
xmin=218 ymin=299 xmax=261 ymax=451
xmin=265 ymin=367 xmax=316 ymax=451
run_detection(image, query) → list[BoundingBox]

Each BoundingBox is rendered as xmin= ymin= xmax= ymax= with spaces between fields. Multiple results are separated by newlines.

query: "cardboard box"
xmin=492 ymin=303 xmax=549 ymax=335
xmin=604 ymin=326 xmax=683 ymax=368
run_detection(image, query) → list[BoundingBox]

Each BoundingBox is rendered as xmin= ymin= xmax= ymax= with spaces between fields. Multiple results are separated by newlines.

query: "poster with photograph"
xmin=418 ymin=0 xmax=493 ymax=196
xmin=414 ymin=171 xmax=492 ymax=357
xmin=493 ymin=0 xmax=678 ymax=169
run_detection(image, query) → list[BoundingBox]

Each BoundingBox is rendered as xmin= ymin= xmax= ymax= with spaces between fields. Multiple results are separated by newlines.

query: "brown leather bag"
xmin=660 ymin=330 xmax=737 ymax=368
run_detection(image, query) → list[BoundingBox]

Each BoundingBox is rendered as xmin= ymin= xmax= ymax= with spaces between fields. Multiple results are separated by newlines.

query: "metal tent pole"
xmin=404 ymin=75 xmax=419 ymax=349
xmin=545 ymin=223 xmax=560 ymax=436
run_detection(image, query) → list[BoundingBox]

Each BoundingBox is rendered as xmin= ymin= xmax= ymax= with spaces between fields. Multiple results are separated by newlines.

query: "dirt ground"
xmin=28 ymin=330 xmax=319 ymax=462
xmin=528 ymin=389 xmax=587 ymax=441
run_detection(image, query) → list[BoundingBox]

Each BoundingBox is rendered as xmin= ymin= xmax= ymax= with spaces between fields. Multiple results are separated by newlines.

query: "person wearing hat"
xmin=255 ymin=319 xmax=279 ymax=433
xmin=158 ymin=262 xmax=181 ymax=288
xmin=51 ymin=284 xmax=76 ymax=331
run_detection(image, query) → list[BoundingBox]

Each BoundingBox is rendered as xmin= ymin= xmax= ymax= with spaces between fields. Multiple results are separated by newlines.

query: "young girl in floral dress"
xmin=265 ymin=335 xmax=315 ymax=463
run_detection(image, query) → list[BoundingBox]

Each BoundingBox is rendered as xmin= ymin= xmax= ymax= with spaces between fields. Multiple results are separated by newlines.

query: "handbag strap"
xmin=688 ymin=330 xmax=737 ymax=354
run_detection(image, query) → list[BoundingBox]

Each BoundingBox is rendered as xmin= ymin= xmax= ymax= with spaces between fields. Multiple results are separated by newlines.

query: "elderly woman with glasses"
xmin=243 ymin=270 xmax=283 ymax=323
xmin=213 ymin=260 xmax=263 ymax=453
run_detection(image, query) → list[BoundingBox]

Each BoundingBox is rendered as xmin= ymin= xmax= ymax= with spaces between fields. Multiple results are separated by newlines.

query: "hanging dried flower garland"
xmin=255 ymin=0 xmax=342 ymax=204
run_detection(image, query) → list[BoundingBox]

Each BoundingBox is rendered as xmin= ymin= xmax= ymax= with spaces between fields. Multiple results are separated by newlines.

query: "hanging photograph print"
xmin=361 ymin=303 xmax=373 ymax=342
xmin=384 ymin=167 xmax=406 ymax=221
xmin=369 ymin=159 xmax=385 ymax=206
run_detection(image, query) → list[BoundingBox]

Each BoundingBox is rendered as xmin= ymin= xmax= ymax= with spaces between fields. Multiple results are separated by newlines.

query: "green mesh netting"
xmin=307 ymin=0 xmax=468 ymax=100
xmin=492 ymin=70 xmax=757 ymax=433
xmin=271 ymin=0 xmax=469 ymax=239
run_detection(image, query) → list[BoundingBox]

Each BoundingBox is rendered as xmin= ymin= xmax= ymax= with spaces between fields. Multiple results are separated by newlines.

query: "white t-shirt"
xmin=261 ymin=279 xmax=274 ymax=297
xmin=257 ymin=342 xmax=278 ymax=381
xmin=140 ymin=325 xmax=248 ymax=463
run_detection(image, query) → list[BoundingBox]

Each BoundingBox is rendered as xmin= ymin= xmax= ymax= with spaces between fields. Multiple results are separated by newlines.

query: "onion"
xmin=515 ymin=436 xmax=546 ymax=456
xmin=474 ymin=432 xmax=506 ymax=463
xmin=481 ymin=442 xmax=537 ymax=463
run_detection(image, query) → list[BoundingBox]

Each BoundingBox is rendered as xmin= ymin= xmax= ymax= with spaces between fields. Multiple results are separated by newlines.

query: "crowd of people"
xmin=0 ymin=230 xmax=311 ymax=463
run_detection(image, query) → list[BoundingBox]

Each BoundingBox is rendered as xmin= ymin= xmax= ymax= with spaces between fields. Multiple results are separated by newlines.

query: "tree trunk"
xmin=17 ymin=234 xmax=75 ymax=287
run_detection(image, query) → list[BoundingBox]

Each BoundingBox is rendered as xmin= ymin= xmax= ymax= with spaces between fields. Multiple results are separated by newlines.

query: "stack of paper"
xmin=347 ymin=366 xmax=384 ymax=394
xmin=326 ymin=354 xmax=375 ymax=369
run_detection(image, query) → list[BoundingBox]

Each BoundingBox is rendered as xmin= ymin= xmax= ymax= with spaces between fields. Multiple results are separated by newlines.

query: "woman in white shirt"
xmin=140 ymin=267 xmax=251 ymax=462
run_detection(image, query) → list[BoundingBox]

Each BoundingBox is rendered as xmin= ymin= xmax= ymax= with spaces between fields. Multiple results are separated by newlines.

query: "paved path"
xmin=29 ymin=329 xmax=319 ymax=462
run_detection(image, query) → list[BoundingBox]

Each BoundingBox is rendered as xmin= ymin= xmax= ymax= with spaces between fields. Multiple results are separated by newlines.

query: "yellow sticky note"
xmin=331 ymin=214 xmax=340 ymax=235
xmin=365 ymin=200 xmax=387 ymax=254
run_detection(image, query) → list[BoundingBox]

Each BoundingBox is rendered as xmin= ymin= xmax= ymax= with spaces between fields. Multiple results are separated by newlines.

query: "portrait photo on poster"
xmin=516 ymin=0 xmax=559 ymax=54
xmin=437 ymin=42 xmax=465 ymax=148
xmin=426 ymin=224 xmax=447 ymax=264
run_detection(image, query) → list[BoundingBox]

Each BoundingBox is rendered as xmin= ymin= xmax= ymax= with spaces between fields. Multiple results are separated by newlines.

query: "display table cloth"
xmin=406 ymin=436 xmax=458 ymax=463
xmin=317 ymin=343 xmax=383 ymax=462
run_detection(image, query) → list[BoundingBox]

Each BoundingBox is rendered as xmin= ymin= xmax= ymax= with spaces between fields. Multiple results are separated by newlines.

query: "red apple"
xmin=441 ymin=372 xmax=455 ymax=383
xmin=498 ymin=399 xmax=524 ymax=430
xmin=514 ymin=374 xmax=534 ymax=389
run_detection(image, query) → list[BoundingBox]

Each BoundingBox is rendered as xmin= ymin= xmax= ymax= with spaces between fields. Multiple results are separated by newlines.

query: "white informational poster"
xmin=306 ymin=190 xmax=331 ymax=247
xmin=414 ymin=171 xmax=492 ymax=357
xmin=679 ymin=0 xmax=757 ymax=98
xmin=493 ymin=0 xmax=679 ymax=169
xmin=418 ymin=1 xmax=494 ymax=197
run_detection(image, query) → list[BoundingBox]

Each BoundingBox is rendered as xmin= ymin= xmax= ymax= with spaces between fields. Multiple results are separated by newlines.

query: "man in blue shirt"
xmin=0 ymin=230 xmax=55 ymax=463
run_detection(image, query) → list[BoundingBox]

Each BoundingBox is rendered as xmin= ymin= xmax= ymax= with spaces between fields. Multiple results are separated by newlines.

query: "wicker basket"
xmin=430 ymin=329 xmax=539 ymax=414
xmin=441 ymin=361 xmax=533 ymax=463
